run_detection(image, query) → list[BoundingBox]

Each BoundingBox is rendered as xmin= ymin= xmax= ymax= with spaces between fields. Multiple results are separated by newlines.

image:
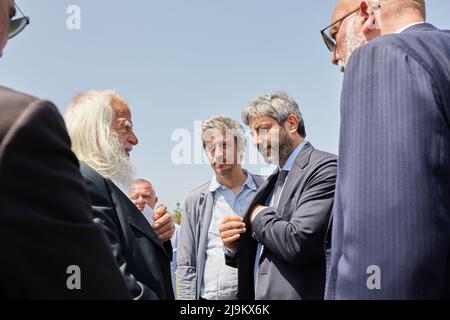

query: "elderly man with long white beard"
xmin=64 ymin=90 xmax=175 ymax=300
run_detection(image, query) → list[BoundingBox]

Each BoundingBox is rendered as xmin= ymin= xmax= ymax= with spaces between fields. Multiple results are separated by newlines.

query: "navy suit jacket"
xmin=326 ymin=23 xmax=450 ymax=299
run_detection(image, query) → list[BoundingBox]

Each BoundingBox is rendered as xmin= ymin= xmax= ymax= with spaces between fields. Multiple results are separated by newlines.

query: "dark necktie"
xmin=272 ymin=169 xmax=289 ymax=207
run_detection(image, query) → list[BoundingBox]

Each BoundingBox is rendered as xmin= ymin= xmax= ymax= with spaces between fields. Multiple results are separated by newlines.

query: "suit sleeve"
xmin=0 ymin=100 xmax=130 ymax=299
xmin=330 ymin=40 xmax=449 ymax=299
xmin=82 ymin=174 xmax=160 ymax=300
xmin=176 ymin=197 xmax=198 ymax=300
xmin=251 ymin=156 xmax=337 ymax=265
xmin=164 ymin=241 xmax=173 ymax=262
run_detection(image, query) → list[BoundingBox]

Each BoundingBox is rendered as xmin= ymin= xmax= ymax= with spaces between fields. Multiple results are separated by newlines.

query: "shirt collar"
xmin=396 ymin=21 xmax=425 ymax=34
xmin=209 ymin=169 xmax=257 ymax=192
xmin=281 ymin=140 xmax=308 ymax=172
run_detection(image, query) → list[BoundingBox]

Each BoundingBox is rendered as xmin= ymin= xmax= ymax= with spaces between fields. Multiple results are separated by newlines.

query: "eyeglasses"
xmin=9 ymin=3 xmax=30 ymax=39
xmin=320 ymin=7 xmax=359 ymax=52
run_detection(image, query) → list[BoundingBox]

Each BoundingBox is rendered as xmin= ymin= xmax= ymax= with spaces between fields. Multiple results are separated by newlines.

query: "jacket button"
xmin=252 ymin=232 xmax=260 ymax=242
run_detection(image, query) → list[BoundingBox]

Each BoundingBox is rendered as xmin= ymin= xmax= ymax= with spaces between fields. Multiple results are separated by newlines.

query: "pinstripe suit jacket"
xmin=325 ymin=23 xmax=450 ymax=300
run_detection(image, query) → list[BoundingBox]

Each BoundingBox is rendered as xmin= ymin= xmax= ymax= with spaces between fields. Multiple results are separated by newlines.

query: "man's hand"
xmin=153 ymin=205 xmax=175 ymax=243
xmin=220 ymin=215 xmax=246 ymax=252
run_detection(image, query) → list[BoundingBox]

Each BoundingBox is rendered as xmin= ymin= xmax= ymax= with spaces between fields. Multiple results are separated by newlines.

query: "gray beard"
xmin=340 ymin=16 xmax=368 ymax=72
xmin=258 ymin=128 xmax=293 ymax=166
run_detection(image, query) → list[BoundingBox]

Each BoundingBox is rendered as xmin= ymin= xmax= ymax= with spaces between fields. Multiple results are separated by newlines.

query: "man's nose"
xmin=136 ymin=196 xmax=146 ymax=206
xmin=332 ymin=50 xmax=339 ymax=65
xmin=129 ymin=130 xmax=138 ymax=145
xmin=215 ymin=149 xmax=225 ymax=164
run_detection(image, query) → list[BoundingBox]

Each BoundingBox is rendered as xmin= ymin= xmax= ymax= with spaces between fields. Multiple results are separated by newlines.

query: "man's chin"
xmin=338 ymin=60 xmax=347 ymax=73
xmin=214 ymin=164 xmax=234 ymax=176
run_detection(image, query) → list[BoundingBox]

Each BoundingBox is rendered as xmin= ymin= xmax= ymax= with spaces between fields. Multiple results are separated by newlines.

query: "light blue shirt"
xmin=253 ymin=140 xmax=307 ymax=295
xmin=201 ymin=171 xmax=258 ymax=300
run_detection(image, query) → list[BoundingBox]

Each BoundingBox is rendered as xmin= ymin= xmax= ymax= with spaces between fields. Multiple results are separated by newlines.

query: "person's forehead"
xmin=131 ymin=184 xmax=153 ymax=194
xmin=249 ymin=115 xmax=277 ymax=127
xmin=112 ymin=98 xmax=131 ymax=119
xmin=205 ymin=129 xmax=235 ymax=143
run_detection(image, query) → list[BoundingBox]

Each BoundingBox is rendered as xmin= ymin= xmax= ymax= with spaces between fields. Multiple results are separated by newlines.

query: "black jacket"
xmin=80 ymin=163 xmax=174 ymax=300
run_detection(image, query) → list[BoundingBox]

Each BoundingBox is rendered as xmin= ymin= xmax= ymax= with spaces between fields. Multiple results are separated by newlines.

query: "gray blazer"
xmin=177 ymin=173 xmax=265 ymax=300
xmin=230 ymin=142 xmax=337 ymax=300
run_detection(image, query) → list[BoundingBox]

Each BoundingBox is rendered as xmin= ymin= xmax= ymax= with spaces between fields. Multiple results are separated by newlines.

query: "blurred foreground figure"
xmin=0 ymin=0 xmax=130 ymax=299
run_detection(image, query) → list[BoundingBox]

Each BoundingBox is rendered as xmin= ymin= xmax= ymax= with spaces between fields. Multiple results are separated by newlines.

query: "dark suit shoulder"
xmin=79 ymin=162 xmax=102 ymax=181
xmin=310 ymin=148 xmax=337 ymax=161
xmin=0 ymin=87 xmax=64 ymax=144
xmin=79 ymin=162 xmax=108 ymax=191
xmin=295 ymin=143 xmax=337 ymax=170
xmin=0 ymin=86 xmax=38 ymax=108
xmin=351 ymin=24 xmax=450 ymax=70
xmin=305 ymin=149 xmax=338 ymax=180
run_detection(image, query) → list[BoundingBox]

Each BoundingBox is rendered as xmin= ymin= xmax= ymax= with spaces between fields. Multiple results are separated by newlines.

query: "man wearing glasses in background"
xmin=0 ymin=1 xmax=130 ymax=299
xmin=322 ymin=0 xmax=450 ymax=299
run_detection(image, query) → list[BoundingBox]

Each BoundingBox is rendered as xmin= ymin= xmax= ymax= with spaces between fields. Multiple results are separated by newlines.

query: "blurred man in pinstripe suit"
xmin=323 ymin=0 xmax=450 ymax=299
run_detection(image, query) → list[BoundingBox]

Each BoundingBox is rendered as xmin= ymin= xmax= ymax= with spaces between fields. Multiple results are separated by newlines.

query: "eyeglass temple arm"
xmin=15 ymin=3 xmax=27 ymax=18
xmin=320 ymin=7 xmax=360 ymax=33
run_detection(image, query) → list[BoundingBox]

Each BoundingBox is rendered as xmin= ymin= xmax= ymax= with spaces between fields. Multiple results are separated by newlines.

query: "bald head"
xmin=333 ymin=0 xmax=425 ymax=22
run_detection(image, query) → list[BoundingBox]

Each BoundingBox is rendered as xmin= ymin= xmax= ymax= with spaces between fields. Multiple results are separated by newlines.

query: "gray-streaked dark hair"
xmin=201 ymin=115 xmax=246 ymax=154
xmin=242 ymin=92 xmax=306 ymax=138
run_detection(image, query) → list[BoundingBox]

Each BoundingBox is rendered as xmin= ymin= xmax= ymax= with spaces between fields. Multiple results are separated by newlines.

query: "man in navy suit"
xmin=322 ymin=0 xmax=450 ymax=299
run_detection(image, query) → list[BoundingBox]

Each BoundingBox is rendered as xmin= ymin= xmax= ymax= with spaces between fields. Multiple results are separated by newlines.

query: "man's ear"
xmin=360 ymin=1 xmax=376 ymax=34
xmin=155 ymin=196 xmax=159 ymax=204
xmin=286 ymin=114 xmax=299 ymax=134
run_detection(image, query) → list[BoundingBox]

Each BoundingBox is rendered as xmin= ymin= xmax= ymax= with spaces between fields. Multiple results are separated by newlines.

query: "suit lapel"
xmin=237 ymin=171 xmax=277 ymax=299
xmin=195 ymin=187 xmax=215 ymax=295
xmin=243 ymin=171 xmax=278 ymax=223
xmin=277 ymin=143 xmax=314 ymax=211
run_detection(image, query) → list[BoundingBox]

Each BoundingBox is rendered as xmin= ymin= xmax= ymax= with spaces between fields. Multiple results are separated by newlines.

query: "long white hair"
xmin=64 ymin=90 xmax=134 ymax=186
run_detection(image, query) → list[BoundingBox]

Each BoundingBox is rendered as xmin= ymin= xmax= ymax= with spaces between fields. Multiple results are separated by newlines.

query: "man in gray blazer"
xmin=220 ymin=92 xmax=337 ymax=300
xmin=177 ymin=116 xmax=265 ymax=300
xmin=323 ymin=0 xmax=450 ymax=299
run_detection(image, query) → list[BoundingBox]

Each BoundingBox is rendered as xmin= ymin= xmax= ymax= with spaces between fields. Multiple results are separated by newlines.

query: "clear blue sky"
xmin=1 ymin=0 xmax=449 ymax=211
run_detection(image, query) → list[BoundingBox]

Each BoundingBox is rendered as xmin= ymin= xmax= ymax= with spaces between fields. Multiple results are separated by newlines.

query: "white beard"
xmin=104 ymin=133 xmax=135 ymax=189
